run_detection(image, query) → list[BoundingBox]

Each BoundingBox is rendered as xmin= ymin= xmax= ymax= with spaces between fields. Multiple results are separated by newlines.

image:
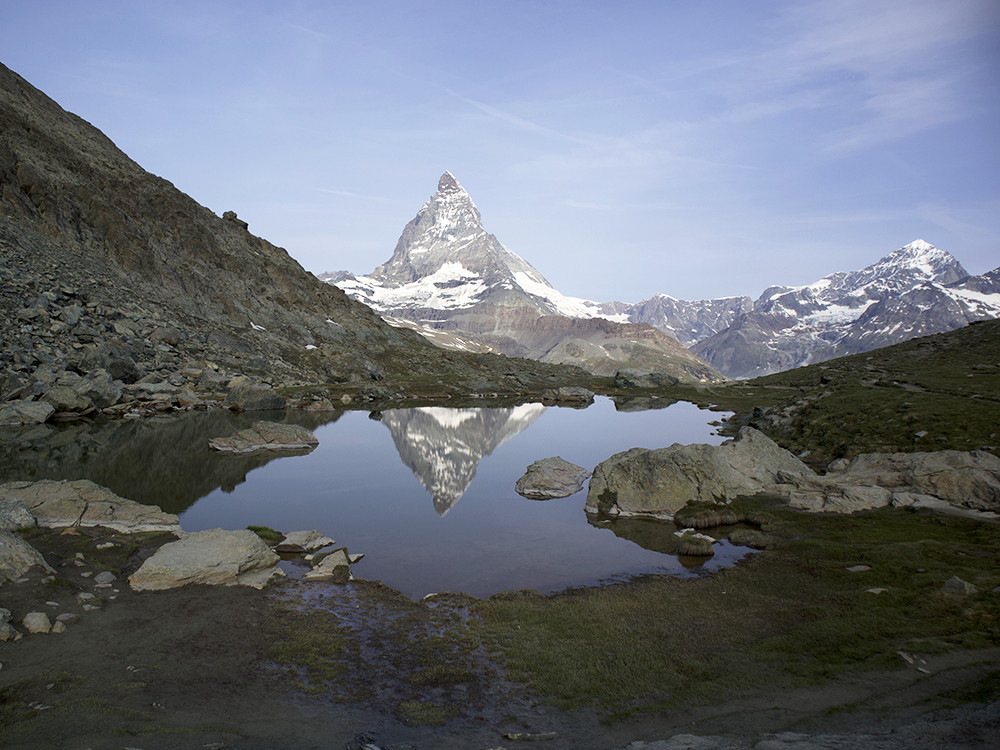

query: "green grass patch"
xmin=474 ymin=497 xmax=1000 ymax=717
xmin=246 ymin=525 xmax=283 ymax=545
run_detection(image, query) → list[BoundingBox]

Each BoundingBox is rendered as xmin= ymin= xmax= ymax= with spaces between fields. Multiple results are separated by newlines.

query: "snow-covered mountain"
xmin=321 ymin=173 xmax=999 ymax=381
xmin=690 ymin=240 xmax=1000 ymax=377
xmin=325 ymin=173 xmax=721 ymax=382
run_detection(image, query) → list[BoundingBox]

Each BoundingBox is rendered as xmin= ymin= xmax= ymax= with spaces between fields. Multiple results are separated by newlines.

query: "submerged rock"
xmin=0 ymin=479 xmax=180 ymax=534
xmin=208 ymin=421 xmax=319 ymax=454
xmin=515 ymin=456 xmax=591 ymax=500
xmin=129 ymin=528 xmax=282 ymax=591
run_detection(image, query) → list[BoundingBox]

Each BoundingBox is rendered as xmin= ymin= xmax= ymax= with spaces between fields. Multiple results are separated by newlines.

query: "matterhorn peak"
xmin=904 ymin=239 xmax=934 ymax=252
xmin=437 ymin=171 xmax=465 ymax=195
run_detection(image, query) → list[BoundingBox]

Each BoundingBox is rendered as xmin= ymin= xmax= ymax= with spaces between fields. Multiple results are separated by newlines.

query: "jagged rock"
xmin=0 ymin=622 xmax=21 ymax=641
xmin=614 ymin=370 xmax=680 ymax=388
xmin=0 ymin=398 xmax=54 ymax=425
xmin=275 ymin=529 xmax=335 ymax=553
xmin=78 ymin=342 xmax=142 ymax=383
xmin=41 ymin=383 xmax=92 ymax=412
xmin=0 ymin=479 xmax=181 ymax=533
xmin=129 ymin=528 xmax=281 ymax=591
xmin=0 ymin=529 xmax=54 ymax=584
xmin=301 ymin=547 xmax=351 ymax=583
xmin=542 ymin=386 xmax=595 ymax=404
xmin=785 ymin=478 xmax=894 ymax=514
xmin=586 ymin=427 xmax=812 ymax=519
xmin=73 ymin=368 xmax=122 ymax=408
xmin=21 ymin=611 xmax=51 ymax=634
xmin=224 ymin=383 xmax=287 ymax=412
xmin=0 ymin=498 xmax=35 ymax=530
xmin=208 ymin=421 xmax=318 ymax=454
xmin=515 ymin=457 xmax=591 ymax=500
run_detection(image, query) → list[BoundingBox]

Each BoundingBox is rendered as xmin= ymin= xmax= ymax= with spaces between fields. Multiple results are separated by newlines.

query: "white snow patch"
xmin=250 ymin=322 xmax=266 ymax=331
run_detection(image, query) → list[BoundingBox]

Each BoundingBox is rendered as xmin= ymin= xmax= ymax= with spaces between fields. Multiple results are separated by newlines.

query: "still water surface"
xmin=3 ymin=397 xmax=744 ymax=598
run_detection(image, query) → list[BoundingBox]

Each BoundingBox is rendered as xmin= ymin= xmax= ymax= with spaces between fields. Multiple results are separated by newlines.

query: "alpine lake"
xmin=2 ymin=397 xmax=748 ymax=599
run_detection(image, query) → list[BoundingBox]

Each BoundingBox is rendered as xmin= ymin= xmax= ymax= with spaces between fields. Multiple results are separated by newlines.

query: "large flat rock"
xmin=0 ymin=479 xmax=180 ymax=533
xmin=129 ymin=528 xmax=281 ymax=591
xmin=208 ymin=421 xmax=319 ymax=454
xmin=586 ymin=427 xmax=812 ymax=519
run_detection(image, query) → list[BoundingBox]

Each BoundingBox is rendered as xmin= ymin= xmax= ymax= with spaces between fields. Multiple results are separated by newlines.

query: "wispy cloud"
xmin=315 ymin=188 xmax=390 ymax=202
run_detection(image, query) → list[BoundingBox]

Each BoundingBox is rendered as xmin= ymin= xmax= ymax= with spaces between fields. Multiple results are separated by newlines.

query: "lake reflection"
xmin=3 ymin=397 xmax=744 ymax=598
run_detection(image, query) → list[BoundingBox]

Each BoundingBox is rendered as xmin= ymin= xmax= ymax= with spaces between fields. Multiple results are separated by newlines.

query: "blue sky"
xmin=4 ymin=0 xmax=998 ymax=301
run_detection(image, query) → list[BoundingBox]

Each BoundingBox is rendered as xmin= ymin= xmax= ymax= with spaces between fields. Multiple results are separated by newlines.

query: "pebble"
xmin=846 ymin=565 xmax=871 ymax=573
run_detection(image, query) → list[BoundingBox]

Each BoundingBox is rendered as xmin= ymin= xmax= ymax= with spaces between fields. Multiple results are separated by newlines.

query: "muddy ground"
xmin=2 ymin=541 xmax=998 ymax=750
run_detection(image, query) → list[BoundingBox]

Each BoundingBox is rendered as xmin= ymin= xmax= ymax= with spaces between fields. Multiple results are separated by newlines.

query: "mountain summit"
xmin=327 ymin=174 xmax=722 ymax=381
xmin=337 ymin=172 xmax=609 ymax=318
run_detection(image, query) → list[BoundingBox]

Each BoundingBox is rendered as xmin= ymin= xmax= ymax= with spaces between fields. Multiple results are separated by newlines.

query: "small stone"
xmin=866 ymin=588 xmax=889 ymax=594
xmin=77 ymin=592 xmax=97 ymax=603
xmin=95 ymin=542 xmax=116 ymax=550
xmin=51 ymin=621 xmax=67 ymax=634
xmin=22 ymin=612 xmax=52 ymax=634
xmin=846 ymin=565 xmax=871 ymax=573
xmin=56 ymin=613 xmax=78 ymax=623
xmin=941 ymin=576 xmax=978 ymax=596
xmin=45 ymin=600 xmax=58 ymax=607
xmin=0 ymin=623 xmax=21 ymax=642
xmin=80 ymin=571 xmax=92 ymax=578
xmin=275 ymin=530 xmax=335 ymax=553
xmin=0 ymin=607 xmax=11 ymax=623
xmin=93 ymin=570 xmax=116 ymax=585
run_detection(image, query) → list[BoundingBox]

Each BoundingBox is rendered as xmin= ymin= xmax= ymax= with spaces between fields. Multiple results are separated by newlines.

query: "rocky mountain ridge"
xmin=0 ymin=62 xmax=589 ymax=415
xmin=327 ymin=173 xmax=722 ymax=382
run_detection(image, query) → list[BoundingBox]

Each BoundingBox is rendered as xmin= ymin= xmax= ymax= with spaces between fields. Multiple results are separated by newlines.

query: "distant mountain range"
xmin=324 ymin=174 xmax=1000 ymax=379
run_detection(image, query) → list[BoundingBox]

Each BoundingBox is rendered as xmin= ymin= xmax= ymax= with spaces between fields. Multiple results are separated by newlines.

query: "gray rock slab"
xmin=301 ymin=547 xmax=351 ymax=583
xmin=0 ymin=480 xmax=180 ymax=533
xmin=515 ymin=456 xmax=591 ymax=500
xmin=129 ymin=528 xmax=281 ymax=591
xmin=208 ymin=421 xmax=318 ymax=454
xmin=1 ymin=529 xmax=55 ymax=584
xmin=586 ymin=427 xmax=812 ymax=518
xmin=0 ymin=498 xmax=36 ymax=531
xmin=275 ymin=529 xmax=335 ymax=553
xmin=0 ymin=399 xmax=54 ymax=425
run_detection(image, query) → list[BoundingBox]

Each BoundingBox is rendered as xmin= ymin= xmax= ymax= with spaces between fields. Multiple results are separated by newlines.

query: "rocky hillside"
xmin=327 ymin=173 xmax=722 ymax=382
xmin=0 ymin=62 xmax=587 ymax=410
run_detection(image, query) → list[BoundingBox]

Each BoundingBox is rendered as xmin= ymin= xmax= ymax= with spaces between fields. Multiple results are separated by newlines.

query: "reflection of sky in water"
xmin=179 ymin=397 xmax=735 ymax=598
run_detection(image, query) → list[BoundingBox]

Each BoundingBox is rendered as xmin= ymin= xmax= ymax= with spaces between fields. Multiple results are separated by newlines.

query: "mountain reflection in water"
xmin=3 ymin=398 xmax=741 ymax=597
xmin=377 ymin=404 xmax=546 ymax=515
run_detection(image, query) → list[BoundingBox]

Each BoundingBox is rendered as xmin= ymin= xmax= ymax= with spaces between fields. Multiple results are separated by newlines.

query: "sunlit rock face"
xmin=377 ymin=403 xmax=546 ymax=515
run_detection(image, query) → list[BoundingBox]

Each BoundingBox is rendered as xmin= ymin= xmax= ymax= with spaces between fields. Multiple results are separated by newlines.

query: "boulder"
xmin=614 ymin=370 xmax=680 ymax=389
xmin=0 ymin=529 xmax=54 ymax=584
xmin=785 ymin=477 xmax=894 ymax=514
xmin=208 ymin=421 xmax=319 ymax=454
xmin=224 ymin=382 xmax=287 ymax=412
xmin=0 ymin=480 xmax=181 ymax=533
xmin=129 ymin=528 xmax=281 ymax=591
xmin=515 ymin=457 xmax=591 ymax=500
xmin=41 ymin=383 xmax=92 ymax=412
xmin=73 ymin=368 xmax=122 ymax=408
xmin=0 ymin=498 xmax=35 ymax=531
xmin=825 ymin=450 xmax=1000 ymax=512
xmin=586 ymin=427 xmax=812 ymax=519
xmin=0 ymin=399 xmax=54 ymax=425
xmin=21 ymin=612 xmax=52 ymax=634
xmin=301 ymin=547 xmax=351 ymax=583
xmin=275 ymin=530 xmax=335 ymax=553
